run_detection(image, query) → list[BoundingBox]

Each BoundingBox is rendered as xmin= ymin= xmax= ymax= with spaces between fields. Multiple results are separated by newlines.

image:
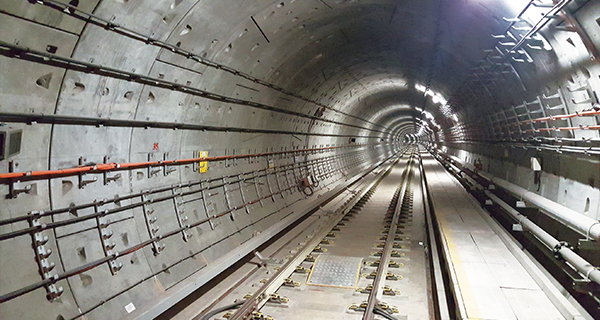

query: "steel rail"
xmin=363 ymin=151 xmax=414 ymax=320
xmin=417 ymin=151 xmax=451 ymax=320
xmin=228 ymin=150 xmax=406 ymax=320
xmin=0 ymin=41 xmax=387 ymax=135
xmin=31 ymin=0 xmax=387 ymax=131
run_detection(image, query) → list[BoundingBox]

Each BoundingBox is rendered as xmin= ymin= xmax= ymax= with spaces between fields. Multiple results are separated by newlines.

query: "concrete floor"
xmin=422 ymin=153 xmax=565 ymax=320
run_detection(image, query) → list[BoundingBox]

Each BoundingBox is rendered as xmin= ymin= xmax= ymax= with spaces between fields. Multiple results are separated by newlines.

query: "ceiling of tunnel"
xmin=152 ymin=0 xmax=522 ymax=134
xmin=1 ymin=0 xmax=598 ymax=147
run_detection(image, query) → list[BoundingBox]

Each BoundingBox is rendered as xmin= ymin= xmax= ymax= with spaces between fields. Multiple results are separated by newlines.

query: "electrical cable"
xmin=199 ymin=301 xmax=244 ymax=320
xmin=373 ymin=306 xmax=400 ymax=320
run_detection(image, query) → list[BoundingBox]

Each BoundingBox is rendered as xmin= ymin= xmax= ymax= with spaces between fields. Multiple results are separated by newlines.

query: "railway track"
xmin=166 ymin=147 xmax=449 ymax=320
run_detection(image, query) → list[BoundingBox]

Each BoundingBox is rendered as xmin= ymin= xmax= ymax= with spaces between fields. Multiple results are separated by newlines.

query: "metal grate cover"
xmin=307 ymin=255 xmax=363 ymax=288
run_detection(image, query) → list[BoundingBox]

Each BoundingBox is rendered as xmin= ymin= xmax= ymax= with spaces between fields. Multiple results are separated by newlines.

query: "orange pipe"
xmin=0 ymin=143 xmax=374 ymax=182
xmin=523 ymin=125 xmax=600 ymax=133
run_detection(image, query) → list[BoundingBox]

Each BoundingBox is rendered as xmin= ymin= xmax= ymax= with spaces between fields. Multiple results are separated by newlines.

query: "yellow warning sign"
xmin=199 ymin=151 xmax=208 ymax=173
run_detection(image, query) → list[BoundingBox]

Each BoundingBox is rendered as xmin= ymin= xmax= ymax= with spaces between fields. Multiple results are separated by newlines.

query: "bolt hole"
xmin=76 ymin=247 xmax=87 ymax=261
xmin=72 ymin=82 xmax=85 ymax=94
xmin=130 ymin=252 xmax=138 ymax=264
xmin=147 ymin=91 xmax=156 ymax=103
xmin=121 ymin=232 xmax=129 ymax=246
xmin=62 ymin=180 xmax=73 ymax=194
xmin=170 ymin=0 xmax=182 ymax=9
xmin=35 ymin=73 xmax=53 ymax=89
xmin=180 ymin=24 xmax=192 ymax=36
xmin=46 ymin=45 xmax=58 ymax=54
xmin=585 ymin=197 xmax=591 ymax=213
xmin=79 ymin=273 xmax=93 ymax=288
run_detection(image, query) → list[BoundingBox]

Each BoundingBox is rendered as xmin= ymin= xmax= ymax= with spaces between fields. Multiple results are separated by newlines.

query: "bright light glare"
xmin=415 ymin=84 xmax=427 ymax=92
xmin=436 ymin=95 xmax=447 ymax=105
xmin=422 ymin=111 xmax=434 ymax=120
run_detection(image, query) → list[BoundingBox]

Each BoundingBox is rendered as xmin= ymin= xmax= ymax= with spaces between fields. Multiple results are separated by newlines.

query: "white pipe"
xmin=485 ymin=191 xmax=600 ymax=286
xmin=441 ymin=151 xmax=600 ymax=242
xmin=435 ymin=150 xmax=600 ymax=287
xmin=446 ymin=151 xmax=600 ymax=241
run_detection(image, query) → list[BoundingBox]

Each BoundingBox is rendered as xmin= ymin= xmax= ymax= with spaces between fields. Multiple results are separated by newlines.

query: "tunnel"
xmin=1 ymin=0 xmax=600 ymax=319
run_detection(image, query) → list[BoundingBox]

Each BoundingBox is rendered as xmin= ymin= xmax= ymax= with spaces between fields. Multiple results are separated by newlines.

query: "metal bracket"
xmin=163 ymin=153 xmax=176 ymax=176
xmin=199 ymin=180 xmax=215 ymax=230
xmin=103 ymin=156 xmax=121 ymax=185
xmin=5 ymin=160 xmax=33 ymax=199
xmin=147 ymin=153 xmax=161 ymax=178
xmin=222 ymin=177 xmax=234 ymax=220
xmin=78 ymin=157 xmax=98 ymax=189
xmin=28 ymin=210 xmax=63 ymax=301
xmin=172 ymin=186 xmax=191 ymax=241
xmin=573 ymin=278 xmax=600 ymax=294
xmin=141 ymin=194 xmax=165 ymax=255
xmin=577 ymin=239 xmax=600 ymax=251
xmin=237 ymin=174 xmax=250 ymax=214
xmin=94 ymin=203 xmax=122 ymax=275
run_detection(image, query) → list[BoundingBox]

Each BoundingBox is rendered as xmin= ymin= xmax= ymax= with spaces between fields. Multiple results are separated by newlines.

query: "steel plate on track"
xmin=307 ymin=255 xmax=363 ymax=288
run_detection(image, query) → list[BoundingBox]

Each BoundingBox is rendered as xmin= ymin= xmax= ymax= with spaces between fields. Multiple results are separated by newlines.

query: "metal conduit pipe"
xmin=438 ymin=150 xmax=600 ymax=242
xmin=435 ymin=151 xmax=600 ymax=290
xmin=0 ymin=143 xmax=375 ymax=183
xmin=483 ymin=191 xmax=600 ymax=287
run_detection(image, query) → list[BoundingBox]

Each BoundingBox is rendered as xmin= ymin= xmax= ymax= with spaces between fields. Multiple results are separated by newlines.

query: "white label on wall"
xmin=125 ymin=302 xmax=136 ymax=313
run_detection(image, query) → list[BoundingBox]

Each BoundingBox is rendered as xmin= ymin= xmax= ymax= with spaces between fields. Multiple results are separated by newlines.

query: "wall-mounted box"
xmin=0 ymin=129 xmax=22 ymax=161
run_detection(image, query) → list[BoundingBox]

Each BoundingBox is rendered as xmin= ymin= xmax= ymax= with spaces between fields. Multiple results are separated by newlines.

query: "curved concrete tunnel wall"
xmin=0 ymin=0 xmax=599 ymax=319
